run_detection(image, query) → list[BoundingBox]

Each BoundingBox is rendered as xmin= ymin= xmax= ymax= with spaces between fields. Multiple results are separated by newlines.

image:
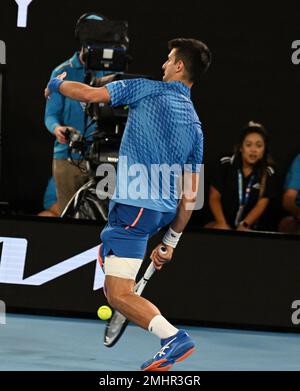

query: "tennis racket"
xmin=103 ymin=247 xmax=167 ymax=347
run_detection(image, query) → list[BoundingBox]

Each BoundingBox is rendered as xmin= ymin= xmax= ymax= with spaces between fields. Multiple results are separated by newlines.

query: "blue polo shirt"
xmin=284 ymin=154 xmax=300 ymax=207
xmin=105 ymin=78 xmax=203 ymax=213
xmin=45 ymin=52 xmax=107 ymax=159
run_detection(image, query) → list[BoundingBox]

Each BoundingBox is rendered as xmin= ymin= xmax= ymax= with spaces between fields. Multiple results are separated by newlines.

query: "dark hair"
xmin=168 ymin=38 xmax=211 ymax=83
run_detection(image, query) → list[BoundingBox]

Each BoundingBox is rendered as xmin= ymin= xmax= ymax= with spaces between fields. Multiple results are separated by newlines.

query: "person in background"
xmin=278 ymin=154 xmax=300 ymax=234
xmin=44 ymin=13 xmax=110 ymax=215
xmin=205 ymin=121 xmax=276 ymax=231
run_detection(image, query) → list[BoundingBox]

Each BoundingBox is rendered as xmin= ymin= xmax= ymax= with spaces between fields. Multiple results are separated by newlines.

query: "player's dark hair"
xmin=168 ymin=38 xmax=211 ymax=83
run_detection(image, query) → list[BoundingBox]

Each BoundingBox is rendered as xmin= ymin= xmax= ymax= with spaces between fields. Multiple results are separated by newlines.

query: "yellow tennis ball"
xmin=97 ymin=305 xmax=112 ymax=320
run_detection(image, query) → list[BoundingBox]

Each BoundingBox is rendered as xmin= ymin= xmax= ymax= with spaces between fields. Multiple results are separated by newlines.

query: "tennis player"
xmin=45 ymin=38 xmax=211 ymax=371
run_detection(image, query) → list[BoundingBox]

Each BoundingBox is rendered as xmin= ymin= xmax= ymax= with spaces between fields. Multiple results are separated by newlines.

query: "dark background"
xmin=0 ymin=0 xmax=300 ymax=226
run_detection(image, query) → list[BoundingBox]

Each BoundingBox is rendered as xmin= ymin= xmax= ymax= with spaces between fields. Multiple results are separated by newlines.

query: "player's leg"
xmin=103 ymin=255 xmax=178 ymax=333
xmin=137 ymin=211 xmax=196 ymax=370
xmin=105 ymin=273 xmax=195 ymax=372
xmin=101 ymin=204 xmax=195 ymax=370
xmin=103 ymin=257 xmax=195 ymax=371
xmin=105 ymin=274 xmax=160 ymax=329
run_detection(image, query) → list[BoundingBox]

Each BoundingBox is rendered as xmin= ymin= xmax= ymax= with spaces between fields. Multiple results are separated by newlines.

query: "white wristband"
xmin=162 ymin=227 xmax=183 ymax=248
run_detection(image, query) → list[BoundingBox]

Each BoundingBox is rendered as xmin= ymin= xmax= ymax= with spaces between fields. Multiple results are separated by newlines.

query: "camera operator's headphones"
xmin=74 ymin=12 xmax=108 ymax=41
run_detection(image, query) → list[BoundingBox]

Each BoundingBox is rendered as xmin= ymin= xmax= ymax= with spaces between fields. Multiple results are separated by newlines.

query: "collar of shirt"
xmin=70 ymin=52 xmax=84 ymax=69
xmin=168 ymin=81 xmax=191 ymax=98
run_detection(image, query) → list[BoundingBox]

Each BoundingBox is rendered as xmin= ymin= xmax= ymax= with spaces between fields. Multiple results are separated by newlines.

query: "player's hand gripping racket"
xmin=103 ymin=246 xmax=167 ymax=347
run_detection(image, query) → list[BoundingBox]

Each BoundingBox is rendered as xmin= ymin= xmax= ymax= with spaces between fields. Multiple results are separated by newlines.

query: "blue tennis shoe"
xmin=141 ymin=329 xmax=195 ymax=371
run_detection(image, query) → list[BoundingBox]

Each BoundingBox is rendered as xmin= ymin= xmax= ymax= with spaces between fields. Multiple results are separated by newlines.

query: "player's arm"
xmin=59 ymin=82 xmax=110 ymax=103
xmin=151 ymin=172 xmax=199 ymax=270
xmin=45 ymin=72 xmax=111 ymax=104
xmin=170 ymin=193 xmax=196 ymax=233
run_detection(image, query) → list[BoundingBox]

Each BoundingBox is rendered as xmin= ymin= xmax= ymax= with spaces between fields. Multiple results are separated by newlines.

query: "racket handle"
xmin=144 ymin=262 xmax=156 ymax=280
xmin=134 ymin=262 xmax=155 ymax=295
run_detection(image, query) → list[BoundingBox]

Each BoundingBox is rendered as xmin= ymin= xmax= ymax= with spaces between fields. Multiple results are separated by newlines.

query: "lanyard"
xmin=238 ymin=170 xmax=255 ymax=207
xmin=235 ymin=170 xmax=255 ymax=227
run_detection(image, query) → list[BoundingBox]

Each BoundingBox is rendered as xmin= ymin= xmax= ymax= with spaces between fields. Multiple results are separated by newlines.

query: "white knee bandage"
xmin=104 ymin=255 xmax=143 ymax=280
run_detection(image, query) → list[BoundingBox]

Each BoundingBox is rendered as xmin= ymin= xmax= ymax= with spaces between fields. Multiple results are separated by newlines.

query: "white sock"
xmin=148 ymin=315 xmax=179 ymax=339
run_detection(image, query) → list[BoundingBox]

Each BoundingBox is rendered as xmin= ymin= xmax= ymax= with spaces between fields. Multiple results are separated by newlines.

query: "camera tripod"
xmin=60 ymin=177 xmax=111 ymax=221
xmin=60 ymin=125 xmax=121 ymax=222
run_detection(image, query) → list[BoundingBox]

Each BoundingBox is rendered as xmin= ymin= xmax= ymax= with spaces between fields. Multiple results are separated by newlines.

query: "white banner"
xmin=14 ymin=0 xmax=34 ymax=28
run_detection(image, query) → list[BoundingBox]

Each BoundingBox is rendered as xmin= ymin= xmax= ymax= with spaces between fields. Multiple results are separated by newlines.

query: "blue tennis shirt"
xmin=105 ymin=78 xmax=203 ymax=213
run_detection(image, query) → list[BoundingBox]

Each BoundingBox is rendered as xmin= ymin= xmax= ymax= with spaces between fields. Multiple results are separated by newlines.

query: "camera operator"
xmin=44 ymin=13 xmax=112 ymax=215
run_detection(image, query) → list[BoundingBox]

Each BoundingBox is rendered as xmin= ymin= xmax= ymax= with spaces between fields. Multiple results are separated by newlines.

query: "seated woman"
xmin=205 ymin=121 xmax=276 ymax=231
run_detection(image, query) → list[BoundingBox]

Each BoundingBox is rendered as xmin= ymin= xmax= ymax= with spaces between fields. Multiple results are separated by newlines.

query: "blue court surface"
xmin=0 ymin=314 xmax=300 ymax=371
